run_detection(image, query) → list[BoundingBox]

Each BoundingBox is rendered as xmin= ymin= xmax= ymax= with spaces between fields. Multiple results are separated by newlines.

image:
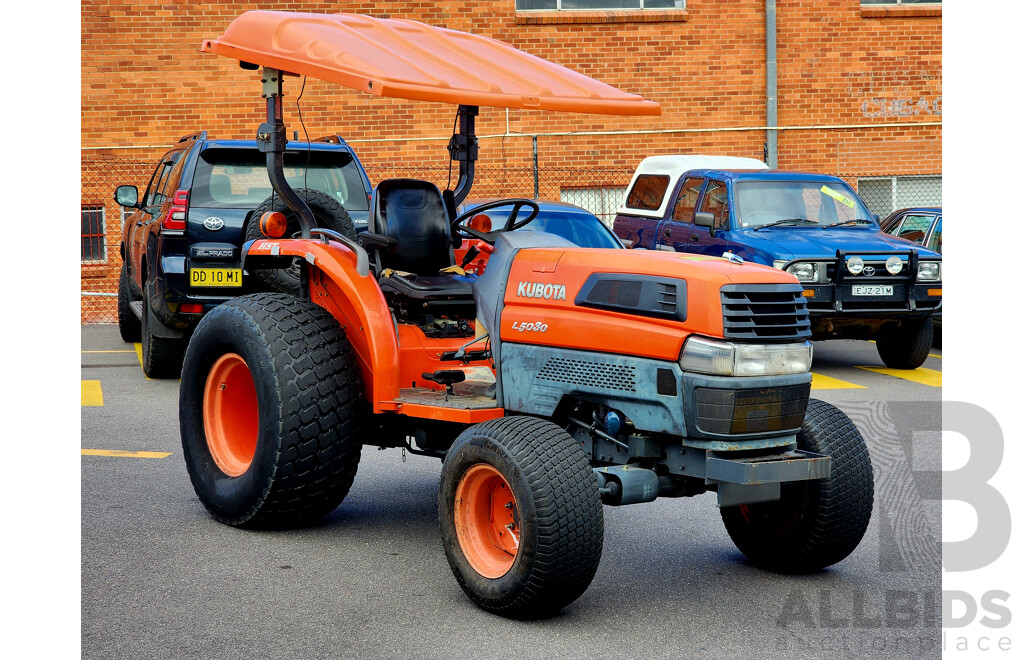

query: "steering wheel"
xmin=452 ymin=199 xmax=541 ymax=244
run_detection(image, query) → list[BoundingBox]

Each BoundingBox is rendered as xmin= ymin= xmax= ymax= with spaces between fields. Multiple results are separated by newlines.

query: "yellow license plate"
xmin=190 ymin=268 xmax=243 ymax=288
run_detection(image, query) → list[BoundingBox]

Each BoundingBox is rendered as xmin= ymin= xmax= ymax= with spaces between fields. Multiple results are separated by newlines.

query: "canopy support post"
xmin=448 ymin=105 xmax=479 ymax=208
xmin=256 ymin=67 xmax=316 ymax=239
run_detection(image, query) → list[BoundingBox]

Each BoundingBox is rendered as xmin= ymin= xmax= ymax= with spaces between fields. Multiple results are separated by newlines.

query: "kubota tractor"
xmin=180 ymin=11 xmax=874 ymax=618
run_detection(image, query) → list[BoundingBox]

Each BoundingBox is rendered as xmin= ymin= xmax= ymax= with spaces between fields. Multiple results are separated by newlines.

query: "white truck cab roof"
xmin=616 ymin=155 xmax=768 ymax=219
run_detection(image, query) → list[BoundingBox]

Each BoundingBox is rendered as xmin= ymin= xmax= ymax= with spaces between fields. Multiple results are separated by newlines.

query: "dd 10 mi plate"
xmin=190 ymin=268 xmax=242 ymax=288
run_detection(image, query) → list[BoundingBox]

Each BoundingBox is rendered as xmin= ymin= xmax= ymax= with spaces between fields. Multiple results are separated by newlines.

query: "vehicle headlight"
xmin=786 ymin=262 xmax=817 ymax=282
xmin=679 ymin=336 xmax=813 ymax=377
xmin=847 ymin=256 xmax=864 ymax=274
xmin=886 ymin=256 xmax=904 ymax=275
xmin=918 ymin=261 xmax=941 ymax=281
xmin=773 ymin=259 xmax=788 ymax=270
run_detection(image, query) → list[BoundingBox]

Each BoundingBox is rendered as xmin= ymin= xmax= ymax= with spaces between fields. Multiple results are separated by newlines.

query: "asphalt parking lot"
xmin=81 ymin=324 xmax=942 ymax=660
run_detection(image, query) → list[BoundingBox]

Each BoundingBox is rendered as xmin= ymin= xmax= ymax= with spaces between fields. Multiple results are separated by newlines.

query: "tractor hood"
xmin=477 ymin=232 xmax=801 ymax=363
xmin=202 ymin=11 xmax=660 ymax=115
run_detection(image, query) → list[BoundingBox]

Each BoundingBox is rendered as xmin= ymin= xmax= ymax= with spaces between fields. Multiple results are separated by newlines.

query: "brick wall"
xmin=81 ymin=1 xmax=941 ymax=322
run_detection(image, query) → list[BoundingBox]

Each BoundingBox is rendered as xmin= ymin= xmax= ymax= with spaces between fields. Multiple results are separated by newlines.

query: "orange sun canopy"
xmin=202 ymin=11 xmax=661 ymax=116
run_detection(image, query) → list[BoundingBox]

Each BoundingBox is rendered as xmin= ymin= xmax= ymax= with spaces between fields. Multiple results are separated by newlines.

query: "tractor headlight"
xmin=679 ymin=336 xmax=813 ymax=377
xmin=918 ymin=261 xmax=941 ymax=281
xmin=786 ymin=262 xmax=818 ymax=282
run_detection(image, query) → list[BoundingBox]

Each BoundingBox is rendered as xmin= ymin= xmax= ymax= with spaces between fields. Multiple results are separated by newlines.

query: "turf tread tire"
xmin=439 ymin=416 xmax=604 ymax=618
xmin=243 ymin=188 xmax=356 ymax=294
xmin=876 ymin=319 xmax=933 ymax=370
xmin=117 ymin=264 xmax=141 ymax=343
xmin=720 ymin=398 xmax=874 ymax=572
xmin=179 ymin=292 xmax=364 ymax=527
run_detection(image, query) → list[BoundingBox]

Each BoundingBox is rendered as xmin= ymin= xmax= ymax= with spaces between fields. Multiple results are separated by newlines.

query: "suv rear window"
xmin=190 ymin=149 xmax=368 ymax=210
xmin=625 ymin=174 xmax=670 ymax=211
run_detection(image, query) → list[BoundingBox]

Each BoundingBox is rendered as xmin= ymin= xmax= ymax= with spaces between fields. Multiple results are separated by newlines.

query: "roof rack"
xmin=312 ymin=135 xmax=348 ymax=146
xmin=178 ymin=131 xmax=208 ymax=143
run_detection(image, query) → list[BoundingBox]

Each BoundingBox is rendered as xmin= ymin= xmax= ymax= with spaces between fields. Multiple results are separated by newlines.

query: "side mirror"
xmin=115 ymin=185 xmax=139 ymax=208
xmin=694 ymin=211 xmax=715 ymax=229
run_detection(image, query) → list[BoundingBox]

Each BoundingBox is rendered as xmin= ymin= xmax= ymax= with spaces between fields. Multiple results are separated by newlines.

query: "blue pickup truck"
xmin=613 ymin=156 xmax=942 ymax=369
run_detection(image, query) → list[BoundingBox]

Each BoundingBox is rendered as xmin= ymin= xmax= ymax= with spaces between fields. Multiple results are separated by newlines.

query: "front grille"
xmin=720 ymin=284 xmax=811 ymax=342
xmin=695 ymin=383 xmax=810 ymax=435
xmin=827 ymin=261 xmax=912 ymax=281
xmin=536 ymin=357 xmax=637 ymax=392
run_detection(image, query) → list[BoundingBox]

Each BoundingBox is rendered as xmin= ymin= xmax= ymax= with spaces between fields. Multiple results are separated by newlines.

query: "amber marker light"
xmin=802 ymin=289 xmax=815 ymax=298
xmin=260 ymin=211 xmax=288 ymax=238
xmin=468 ymin=214 xmax=492 ymax=233
xmin=927 ymin=289 xmax=942 ymax=297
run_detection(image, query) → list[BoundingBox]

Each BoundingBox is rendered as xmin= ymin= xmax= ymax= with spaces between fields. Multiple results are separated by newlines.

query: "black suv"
xmin=114 ymin=131 xmax=372 ymax=377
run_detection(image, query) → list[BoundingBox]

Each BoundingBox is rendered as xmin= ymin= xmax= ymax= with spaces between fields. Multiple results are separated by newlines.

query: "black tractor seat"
xmin=364 ymin=178 xmax=476 ymax=305
xmin=378 ymin=270 xmax=476 ymax=302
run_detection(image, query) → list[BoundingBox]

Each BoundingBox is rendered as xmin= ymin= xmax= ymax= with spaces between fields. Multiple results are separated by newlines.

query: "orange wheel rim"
xmin=203 ymin=353 xmax=259 ymax=477
xmin=454 ymin=463 xmax=520 ymax=579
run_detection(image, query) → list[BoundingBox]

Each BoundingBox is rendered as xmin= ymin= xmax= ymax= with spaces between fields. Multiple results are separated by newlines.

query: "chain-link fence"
xmin=81 ymin=157 xmax=156 ymax=325
xmin=80 ymin=154 xmax=941 ymax=324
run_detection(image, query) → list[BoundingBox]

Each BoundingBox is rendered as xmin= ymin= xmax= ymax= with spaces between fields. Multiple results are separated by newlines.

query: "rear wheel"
xmin=876 ymin=319 xmax=933 ymax=369
xmin=439 ymin=416 xmax=604 ymax=618
xmin=243 ymin=188 xmax=356 ymax=294
xmin=117 ymin=264 xmax=141 ymax=343
xmin=179 ymin=293 xmax=364 ymax=527
xmin=140 ymin=280 xmax=186 ymax=379
xmin=720 ymin=399 xmax=874 ymax=572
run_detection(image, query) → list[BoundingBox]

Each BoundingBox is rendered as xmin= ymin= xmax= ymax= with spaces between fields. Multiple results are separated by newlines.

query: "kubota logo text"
xmin=516 ymin=281 xmax=567 ymax=300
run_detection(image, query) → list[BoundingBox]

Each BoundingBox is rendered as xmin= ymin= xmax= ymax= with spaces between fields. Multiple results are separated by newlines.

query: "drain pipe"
xmin=765 ymin=0 xmax=778 ymax=168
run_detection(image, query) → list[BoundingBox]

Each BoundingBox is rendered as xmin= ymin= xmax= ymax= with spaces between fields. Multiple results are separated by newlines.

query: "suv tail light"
xmin=162 ymin=189 xmax=189 ymax=231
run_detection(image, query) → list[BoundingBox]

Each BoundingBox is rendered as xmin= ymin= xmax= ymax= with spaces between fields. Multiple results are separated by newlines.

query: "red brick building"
xmin=81 ymin=0 xmax=941 ymax=322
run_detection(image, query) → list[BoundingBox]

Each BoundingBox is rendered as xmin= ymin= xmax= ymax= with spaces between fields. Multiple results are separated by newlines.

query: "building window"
xmin=516 ymin=1 xmax=685 ymax=11
xmin=560 ymin=186 xmax=627 ymax=227
xmin=861 ymin=1 xmax=941 ymax=5
xmin=82 ymin=205 xmax=107 ymax=262
xmin=856 ymin=175 xmax=942 ymax=217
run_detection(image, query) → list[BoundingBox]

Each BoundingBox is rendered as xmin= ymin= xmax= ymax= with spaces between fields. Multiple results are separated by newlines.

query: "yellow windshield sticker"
xmin=820 ymin=185 xmax=856 ymax=208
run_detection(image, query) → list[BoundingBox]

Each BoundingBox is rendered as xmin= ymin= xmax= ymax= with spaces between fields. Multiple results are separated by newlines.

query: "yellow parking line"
xmin=811 ymin=373 xmax=866 ymax=390
xmin=928 ymin=353 xmax=942 ymax=359
xmin=82 ymin=449 xmax=171 ymax=459
xmin=133 ymin=343 xmax=152 ymax=380
xmin=855 ymin=366 xmax=942 ymax=387
xmin=81 ymin=380 xmax=104 ymax=406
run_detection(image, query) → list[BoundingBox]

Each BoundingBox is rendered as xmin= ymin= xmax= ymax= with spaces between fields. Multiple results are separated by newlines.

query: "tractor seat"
xmin=378 ymin=271 xmax=475 ymax=301
xmin=367 ymin=178 xmax=475 ymax=303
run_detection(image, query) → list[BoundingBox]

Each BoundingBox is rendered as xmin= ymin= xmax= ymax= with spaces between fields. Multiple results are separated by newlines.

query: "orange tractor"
xmin=180 ymin=12 xmax=873 ymax=618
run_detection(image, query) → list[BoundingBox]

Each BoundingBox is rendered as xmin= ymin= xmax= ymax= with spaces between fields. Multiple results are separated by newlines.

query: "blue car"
xmin=459 ymin=199 xmax=622 ymax=250
xmin=614 ymin=163 xmax=941 ymax=369
xmin=881 ymin=206 xmax=942 ymax=345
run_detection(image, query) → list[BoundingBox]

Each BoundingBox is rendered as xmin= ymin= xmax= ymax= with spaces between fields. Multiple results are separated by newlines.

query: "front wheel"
xmin=720 ymin=399 xmax=874 ymax=572
xmin=438 ymin=416 xmax=604 ymax=618
xmin=179 ymin=293 xmax=364 ymax=527
xmin=876 ymin=319 xmax=933 ymax=369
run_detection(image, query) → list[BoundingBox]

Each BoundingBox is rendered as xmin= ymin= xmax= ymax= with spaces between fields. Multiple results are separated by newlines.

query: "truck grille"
xmin=720 ymin=284 xmax=811 ymax=342
xmin=695 ymin=383 xmax=810 ymax=435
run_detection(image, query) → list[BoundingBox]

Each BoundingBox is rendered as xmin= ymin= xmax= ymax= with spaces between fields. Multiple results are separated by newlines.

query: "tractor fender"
xmin=246 ymin=238 xmax=400 ymax=411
